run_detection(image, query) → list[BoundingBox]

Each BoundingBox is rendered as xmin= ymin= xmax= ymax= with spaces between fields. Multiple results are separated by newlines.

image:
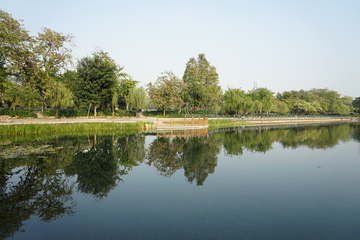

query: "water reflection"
xmin=0 ymin=158 xmax=75 ymax=239
xmin=146 ymin=131 xmax=221 ymax=185
xmin=0 ymin=123 xmax=359 ymax=239
xmin=220 ymin=123 xmax=354 ymax=157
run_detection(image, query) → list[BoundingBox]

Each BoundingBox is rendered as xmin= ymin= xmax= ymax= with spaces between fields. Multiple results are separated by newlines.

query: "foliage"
xmin=118 ymin=75 xmax=138 ymax=110
xmin=222 ymin=88 xmax=246 ymax=115
xmin=329 ymin=100 xmax=352 ymax=115
xmin=4 ymin=82 xmax=21 ymax=110
xmin=128 ymin=86 xmax=147 ymax=110
xmin=182 ymin=54 xmax=220 ymax=110
xmin=42 ymin=109 xmax=136 ymax=118
xmin=249 ymin=87 xmax=274 ymax=115
xmin=147 ymin=71 xmax=186 ymax=116
xmin=0 ymin=108 xmax=37 ymax=118
xmin=20 ymin=85 xmax=41 ymax=111
xmin=76 ymin=50 xmax=119 ymax=117
xmin=47 ymin=81 xmax=73 ymax=118
xmin=63 ymin=70 xmax=83 ymax=109
xmin=352 ymin=97 xmax=360 ymax=112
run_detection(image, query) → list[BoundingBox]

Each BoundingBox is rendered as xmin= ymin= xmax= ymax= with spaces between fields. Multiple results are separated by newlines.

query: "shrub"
xmin=42 ymin=109 xmax=136 ymax=118
xmin=0 ymin=108 xmax=37 ymax=118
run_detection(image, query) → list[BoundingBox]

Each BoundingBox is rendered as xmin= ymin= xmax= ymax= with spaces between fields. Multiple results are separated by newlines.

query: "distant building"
xmin=253 ymin=80 xmax=259 ymax=89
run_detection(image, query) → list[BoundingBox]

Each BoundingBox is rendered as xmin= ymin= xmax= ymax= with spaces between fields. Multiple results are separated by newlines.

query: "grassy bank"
xmin=208 ymin=119 xmax=248 ymax=128
xmin=0 ymin=122 xmax=153 ymax=136
xmin=143 ymin=110 xmax=213 ymax=118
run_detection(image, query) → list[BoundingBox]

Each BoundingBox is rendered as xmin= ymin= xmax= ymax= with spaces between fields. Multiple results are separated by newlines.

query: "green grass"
xmin=0 ymin=122 xmax=153 ymax=136
xmin=208 ymin=119 xmax=248 ymax=128
xmin=143 ymin=110 xmax=213 ymax=118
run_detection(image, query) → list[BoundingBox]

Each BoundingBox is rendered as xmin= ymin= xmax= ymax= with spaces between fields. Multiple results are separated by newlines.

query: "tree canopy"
xmin=147 ymin=71 xmax=186 ymax=116
xmin=76 ymin=50 xmax=119 ymax=117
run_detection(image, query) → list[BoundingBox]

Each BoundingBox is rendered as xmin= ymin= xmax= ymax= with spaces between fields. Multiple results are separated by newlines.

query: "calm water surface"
xmin=1 ymin=123 xmax=360 ymax=240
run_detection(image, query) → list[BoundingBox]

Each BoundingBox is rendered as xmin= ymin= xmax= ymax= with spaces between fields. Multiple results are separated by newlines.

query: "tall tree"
xmin=33 ymin=28 xmax=74 ymax=110
xmin=147 ymin=71 xmax=186 ymax=116
xmin=76 ymin=50 xmax=119 ymax=117
xmin=182 ymin=54 xmax=220 ymax=110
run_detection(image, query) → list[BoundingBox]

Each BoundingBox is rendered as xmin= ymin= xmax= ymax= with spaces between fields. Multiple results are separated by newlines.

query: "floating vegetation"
xmin=0 ymin=145 xmax=58 ymax=159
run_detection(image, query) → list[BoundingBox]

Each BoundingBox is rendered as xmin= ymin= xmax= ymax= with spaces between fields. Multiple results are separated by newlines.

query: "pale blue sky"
xmin=2 ymin=0 xmax=360 ymax=97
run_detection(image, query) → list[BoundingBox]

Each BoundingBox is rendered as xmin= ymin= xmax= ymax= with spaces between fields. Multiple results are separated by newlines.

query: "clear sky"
xmin=2 ymin=0 xmax=360 ymax=97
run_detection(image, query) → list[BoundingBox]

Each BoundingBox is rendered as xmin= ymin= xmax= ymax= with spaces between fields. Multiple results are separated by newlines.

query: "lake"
xmin=1 ymin=123 xmax=360 ymax=240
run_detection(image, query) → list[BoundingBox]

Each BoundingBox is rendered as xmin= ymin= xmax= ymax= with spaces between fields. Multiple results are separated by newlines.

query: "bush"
xmin=0 ymin=108 xmax=37 ymax=118
xmin=42 ymin=109 xmax=136 ymax=118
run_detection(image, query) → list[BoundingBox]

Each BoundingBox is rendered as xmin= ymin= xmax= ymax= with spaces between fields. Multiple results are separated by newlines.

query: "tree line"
xmin=1 ymin=9 xmax=358 ymax=118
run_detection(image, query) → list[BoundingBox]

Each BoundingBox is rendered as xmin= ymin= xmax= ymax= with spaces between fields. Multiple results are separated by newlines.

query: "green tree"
xmin=128 ymin=86 xmax=147 ymax=110
xmin=272 ymin=99 xmax=288 ymax=114
xmin=182 ymin=54 xmax=220 ymax=110
xmin=329 ymin=100 xmax=351 ymax=115
xmin=118 ymin=75 xmax=138 ymax=110
xmin=147 ymin=71 xmax=186 ymax=116
xmin=4 ymin=82 xmax=20 ymax=110
xmin=63 ymin=70 xmax=83 ymax=109
xmin=293 ymin=99 xmax=315 ymax=115
xmin=249 ymin=87 xmax=274 ymax=116
xmin=32 ymin=28 xmax=74 ymax=110
xmin=223 ymin=88 xmax=245 ymax=115
xmin=76 ymin=50 xmax=119 ymax=117
xmin=20 ymin=85 xmax=41 ymax=111
xmin=48 ymin=81 xmax=73 ymax=118
xmin=353 ymin=97 xmax=360 ymax=113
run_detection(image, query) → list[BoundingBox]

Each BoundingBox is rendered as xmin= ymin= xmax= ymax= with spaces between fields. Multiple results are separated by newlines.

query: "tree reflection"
xmin=65 ymin=135 xmax=120 ymax=199
xmin=182 ymin=134 xmax=220 ymax=186
xmin=222 ymin=124 xmax=354 ymax=157
xmin=0 ymin=158 xmax=75 ymax=239
xmin=65 ymin=134 xmax=146 ymax=199
xmin=146 ymin=132 xmax=221 ymax=186
xmin=146 ymin=137 xmax=186 ymax=177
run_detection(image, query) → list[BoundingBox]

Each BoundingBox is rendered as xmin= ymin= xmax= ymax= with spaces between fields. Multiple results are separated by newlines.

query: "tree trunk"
xmin=1 ymin=92 xmax=4 ymax=107
xmin=94 ymin=105 xmax=97 ymax=118
xmin=124 ymin=95 xmax=128 ymax=110
xmin=87 ymin=103 xmax=91 ymax=119
xmin=163 ymin=106 xmax=165 ymax=116
xmin=55 ymin=107 xmax=59 ymax=118
xmin=178 ymin=104 xmax=186 ymax=113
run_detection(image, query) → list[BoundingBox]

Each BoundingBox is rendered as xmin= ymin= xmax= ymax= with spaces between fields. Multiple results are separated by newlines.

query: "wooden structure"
xmin=156 ymin=129 xmax=208 ymax=139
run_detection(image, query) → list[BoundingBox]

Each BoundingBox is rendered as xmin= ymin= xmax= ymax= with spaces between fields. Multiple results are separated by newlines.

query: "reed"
xmin=0 ymin=122 xmax=153 ymax=136
xmin=208 ymin=119 xmax=248 ymax=128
